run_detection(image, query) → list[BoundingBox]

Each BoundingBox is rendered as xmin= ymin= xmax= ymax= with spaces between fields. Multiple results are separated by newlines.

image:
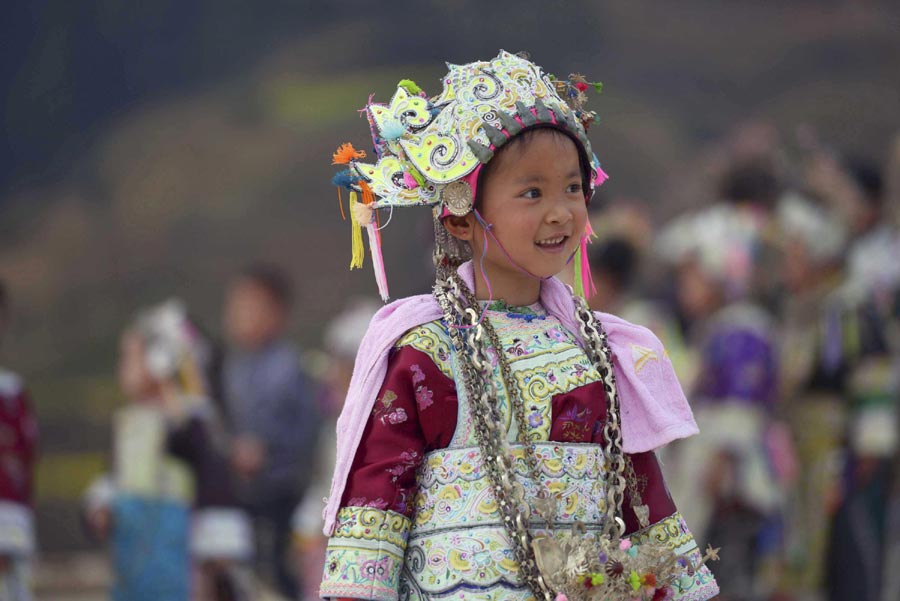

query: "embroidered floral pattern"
xmin=373 ymin=390 xmax=409 ymax=426
xmin=397 ymin=323 xmax=454 ymax=378
xmin=410 ymin=364 xmax=425 ymax=384
xmin=347 ymin=497 xmax=389 ymax=510
xmin=414 ymin=385 xmax=434 ymax=411
xmin=557 ymin=403 xmax=593 ymax=442
xmin=412 ymin=444 xmax=608 ymax=534
xmin=400 ymin=451 xmax=714 ymax=600
xmin=320 ymin=507 xmax=411 ymax=601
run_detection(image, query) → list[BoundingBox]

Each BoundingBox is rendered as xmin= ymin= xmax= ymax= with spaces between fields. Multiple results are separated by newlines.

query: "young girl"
xmin=320 ymin=51 xmax=719 ymax=601
xmin=84 ymin=300 xmax=253 ymax=601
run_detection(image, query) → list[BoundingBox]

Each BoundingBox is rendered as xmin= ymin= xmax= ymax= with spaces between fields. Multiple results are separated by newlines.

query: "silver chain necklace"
xmin=433 ymin=272 xmax=629 ymax=599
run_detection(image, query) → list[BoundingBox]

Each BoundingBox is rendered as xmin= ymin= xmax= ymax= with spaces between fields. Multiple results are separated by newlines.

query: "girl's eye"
xmin=567 ymin=182 xmax=583 ymax=194
xmin=521 ymin=188 xmax=541 ymax=199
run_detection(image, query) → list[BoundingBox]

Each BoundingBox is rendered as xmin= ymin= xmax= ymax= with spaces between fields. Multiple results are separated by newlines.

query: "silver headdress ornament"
xmin=331 ymin=50 xmax=609 ymax=300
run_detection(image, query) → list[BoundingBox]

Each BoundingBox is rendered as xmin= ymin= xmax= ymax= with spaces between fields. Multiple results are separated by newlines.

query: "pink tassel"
xmin=402 ymin=172 xmax=419 ymax=189
xmin=577 ymin=221 xmax=597 ymax=298
xmin=594 ymin=166 xmax=609 ymax=186
xmin=366 ymin=223 xmax=390 ymax=301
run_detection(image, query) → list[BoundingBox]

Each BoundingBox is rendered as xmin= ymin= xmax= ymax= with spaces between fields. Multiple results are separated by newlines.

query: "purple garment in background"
xmin=695 ymin=307 xmax=778 ymax=410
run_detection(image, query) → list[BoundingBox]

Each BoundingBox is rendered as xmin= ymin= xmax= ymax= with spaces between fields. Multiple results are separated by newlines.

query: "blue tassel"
xmin=332 ymin=169 xmax=361 ymax=190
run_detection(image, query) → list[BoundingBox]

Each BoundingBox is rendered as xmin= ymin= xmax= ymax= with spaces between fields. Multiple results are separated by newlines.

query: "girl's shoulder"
xmin=354 ymin=293 xmax=443 ymax=357
xmin=593 ymin=311 xmax=663 ymax=350
xmin=394 ymin=319 xmax=454 ymax=379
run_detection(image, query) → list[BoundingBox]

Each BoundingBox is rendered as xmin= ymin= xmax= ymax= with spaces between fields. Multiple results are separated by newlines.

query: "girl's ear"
xmin=442 ymin=213 xmax=476 ymax=242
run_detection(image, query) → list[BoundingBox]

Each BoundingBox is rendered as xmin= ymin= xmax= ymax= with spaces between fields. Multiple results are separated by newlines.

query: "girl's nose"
xmin=546 ymin=198 xmax=574 ymax=224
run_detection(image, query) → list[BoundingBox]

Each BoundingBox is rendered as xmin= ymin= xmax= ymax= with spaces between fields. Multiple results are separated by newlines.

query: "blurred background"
xmin=2 ymin=1 xmax=899 ymax=599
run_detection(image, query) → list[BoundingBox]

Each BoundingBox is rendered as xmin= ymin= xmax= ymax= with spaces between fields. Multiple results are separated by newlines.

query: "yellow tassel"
xmin=349 ymin=191 xmax=365 ymax=269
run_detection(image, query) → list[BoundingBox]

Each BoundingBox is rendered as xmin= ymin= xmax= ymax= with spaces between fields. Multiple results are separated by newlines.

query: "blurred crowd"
xmin=584 ymin=123 xmax=900 ymax=601
xmin=0 ymin=122 xmax=897 ymax=601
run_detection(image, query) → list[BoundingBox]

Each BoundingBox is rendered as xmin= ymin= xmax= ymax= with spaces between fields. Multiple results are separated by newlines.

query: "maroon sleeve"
xmin=0 ymin=387 xmax=38 ymax=506
xmin=581 ymin=392 xmax=676 ymax=534
xmin=621 ymin=451 xmax=678 ymax=535
xmin=340 ymin=345 xmax=458 ymax=518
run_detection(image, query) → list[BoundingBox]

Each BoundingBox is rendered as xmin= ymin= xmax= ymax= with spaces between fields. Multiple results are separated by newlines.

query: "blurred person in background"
xmin=658 ymin=205 xmax=787 ymax=601
xmin=0 ymin=281 xmax=38 ymax=601
xmin=791 ymin=153 xmax=900 ymax=601
xmin=82 ymin=301 xmax=194 ymax=600
xmin=774 ymin=193 xmax=854 ymax=596
xmin=587 ymin=236 xmax=638 ymax=316
xmin=804 ymin=149 xmax=900 ymax=314
xmin=718 ymin=159 xmax=784 ymax=310
xmin=291 ymin=298 xmax=379 ymax=601
xmin=222 ymin=264 xmax=319 ymax=599
xmin=83 ymin=300 xmax=253 ymax=601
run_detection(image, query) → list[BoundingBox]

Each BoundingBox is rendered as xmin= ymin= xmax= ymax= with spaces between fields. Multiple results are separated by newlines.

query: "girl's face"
xmin=450 ymin=130 xmax=587 ymax=302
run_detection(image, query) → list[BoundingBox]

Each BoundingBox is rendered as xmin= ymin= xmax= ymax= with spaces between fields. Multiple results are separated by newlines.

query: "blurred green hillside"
xmin=2 ymin=1 xmax=900 ymax=551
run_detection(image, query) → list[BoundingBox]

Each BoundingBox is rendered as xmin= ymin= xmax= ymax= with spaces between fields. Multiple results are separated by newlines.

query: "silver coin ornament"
xmin=441 ymin=180 xmax=474 ymax=217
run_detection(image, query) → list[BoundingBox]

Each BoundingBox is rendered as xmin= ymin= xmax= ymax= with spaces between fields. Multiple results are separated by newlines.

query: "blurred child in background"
xmin=84 ymin=300 xmax=253 ymax=601
xmin=0 ymin=281 xmax=38 ymax=601
xmin=222 ymin=265 xmax=319 ymax=599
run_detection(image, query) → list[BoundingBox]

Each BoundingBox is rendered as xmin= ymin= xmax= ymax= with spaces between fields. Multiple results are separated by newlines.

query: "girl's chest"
xmin=411 ymin=310 xmax=607 ymax=450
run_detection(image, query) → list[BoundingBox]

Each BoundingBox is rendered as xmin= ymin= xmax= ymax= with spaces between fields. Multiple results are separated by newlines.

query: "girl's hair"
xmin=474 ymin=126 xmax=592 ymax=209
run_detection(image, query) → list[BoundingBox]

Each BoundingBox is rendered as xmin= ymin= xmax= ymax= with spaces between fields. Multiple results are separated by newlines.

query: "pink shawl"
xmin=323 ymin=262 xmax=698 ymax=535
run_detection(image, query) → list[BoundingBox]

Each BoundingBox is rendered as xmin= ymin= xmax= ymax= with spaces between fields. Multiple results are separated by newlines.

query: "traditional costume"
xmin=0 ymin=369 xmax=37 ymax=601
xmin=320 ymin=51 xmax=719 ymax=601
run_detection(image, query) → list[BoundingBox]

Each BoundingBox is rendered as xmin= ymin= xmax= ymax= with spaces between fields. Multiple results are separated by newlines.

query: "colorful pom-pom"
xmin=574 ymin=82 xmax=589 ymax=92
xmin=379 ymin=118 xmax=406 ymax=141
xmin=628 ymin=570 xmax=641 ymax=592
xmin=350 ymin=199 xmax=374 ymax=226
xmin=332 ymin=169 xmax=360 ymax=190
xmin=332 ymin=142 xmax=366 ymax=165
xmin=398 ymin=79 xmax=423 ymax=95
xmin=402 ymin=172 xmax=419 ymax=189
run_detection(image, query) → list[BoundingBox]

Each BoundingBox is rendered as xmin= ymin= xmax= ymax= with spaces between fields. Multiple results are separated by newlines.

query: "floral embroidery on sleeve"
xmin=339 ymin=335 xmax=458 ymax=517
xmin=374 ymin=390 xmax=408 ymax=425
xmin=410 ymin=364 xmax=435 ymax=411
xmin=346 ymin=497 xmax=389 ymax=510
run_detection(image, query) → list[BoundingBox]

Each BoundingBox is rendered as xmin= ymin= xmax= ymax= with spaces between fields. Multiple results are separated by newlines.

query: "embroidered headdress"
xmin=331 ymin=50 xmax=608 ymax=300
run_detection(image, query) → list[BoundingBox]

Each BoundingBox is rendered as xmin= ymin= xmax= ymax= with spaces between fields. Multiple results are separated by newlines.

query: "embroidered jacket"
xmin=320 ymin=303 xmax=718 ymax=600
